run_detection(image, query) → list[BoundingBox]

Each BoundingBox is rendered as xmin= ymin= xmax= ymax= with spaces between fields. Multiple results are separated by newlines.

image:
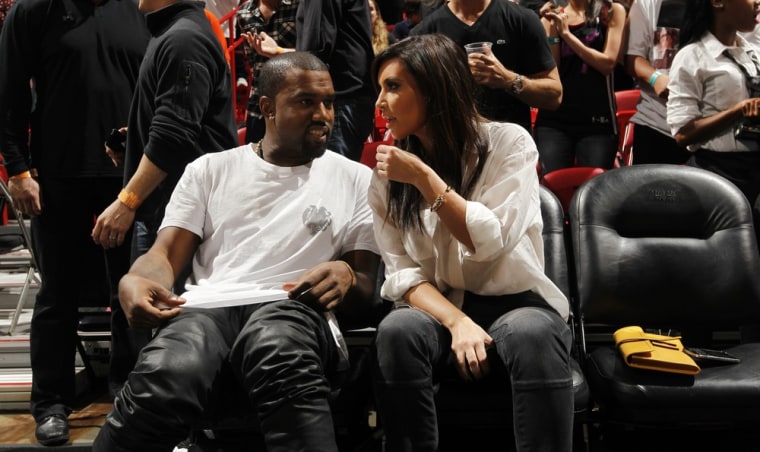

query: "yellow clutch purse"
xmin=614 ymin=326 xmax=701 ymax=376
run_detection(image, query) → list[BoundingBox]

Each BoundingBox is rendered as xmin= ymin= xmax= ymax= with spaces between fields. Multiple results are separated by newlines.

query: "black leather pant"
xmin=93 ymin=299 xmax=341 ymax=452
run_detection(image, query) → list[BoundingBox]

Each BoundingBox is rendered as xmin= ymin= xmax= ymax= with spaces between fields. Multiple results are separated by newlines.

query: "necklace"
xmin=255 ymin=140 xmax=264 ymax=159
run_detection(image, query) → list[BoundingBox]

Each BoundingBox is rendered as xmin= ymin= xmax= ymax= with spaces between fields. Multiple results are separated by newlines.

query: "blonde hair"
xmin=369 ymin=0 xmax=390 ymax=55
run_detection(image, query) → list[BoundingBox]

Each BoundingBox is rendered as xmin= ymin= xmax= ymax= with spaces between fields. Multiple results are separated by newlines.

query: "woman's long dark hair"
xmin=679 ymin=0 xmax=713 ymax=48
xmin=371 ymin=34 xmax=487 ymax=232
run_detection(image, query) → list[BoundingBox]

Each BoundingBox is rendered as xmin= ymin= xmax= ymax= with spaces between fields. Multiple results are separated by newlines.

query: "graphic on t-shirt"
xmin=653 ymin=27 xmax=679 ymax=70
xmin=303 ymin=204 xmax=332 ymax=234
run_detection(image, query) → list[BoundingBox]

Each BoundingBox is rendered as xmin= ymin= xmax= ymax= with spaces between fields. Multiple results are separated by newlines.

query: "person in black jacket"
xmin=91 ymin=0 xmax=237 ymax=279
xmin=0 ymin=0 xmax=149 ymax=446
xmin=296 ymin=0 xmax=376 ymax=161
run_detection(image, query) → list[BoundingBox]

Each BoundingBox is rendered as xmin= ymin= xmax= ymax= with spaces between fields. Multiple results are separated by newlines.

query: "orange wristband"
xmin=117 ymin=189 xmax=141 ymax=210
xmin=276 ymin=46 xmax=284 ymax=55
xmin=9 ymin=171 xmax=31 ymax=182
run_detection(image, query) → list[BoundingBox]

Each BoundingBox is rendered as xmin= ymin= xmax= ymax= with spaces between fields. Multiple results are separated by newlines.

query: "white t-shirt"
xmin=161 ymin=145 xmax=379 ymax=299
xmin=368 ymin=122 xmax=569 ymax=320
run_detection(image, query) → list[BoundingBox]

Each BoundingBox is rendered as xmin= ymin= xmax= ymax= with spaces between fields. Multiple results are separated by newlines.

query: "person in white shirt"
xmin=369 ymin=34 xmax=573 ymax=452
xmin=92 ymin=52 xmax=381 ymax=452
xmin=666 ymin=0 xmax=760 ymax=225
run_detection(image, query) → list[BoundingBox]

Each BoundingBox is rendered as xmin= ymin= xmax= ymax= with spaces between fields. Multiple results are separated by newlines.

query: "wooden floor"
xmin=0 ymin=385 xmax=110 ymax=450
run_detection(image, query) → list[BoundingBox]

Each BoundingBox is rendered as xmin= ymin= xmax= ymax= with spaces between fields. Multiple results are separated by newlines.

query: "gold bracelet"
xmin=9 ymin=171 xmax=31 ymax=181
xmin=430 ymin=185 xmax=452 ymax=212
xmin=337 ymin=260 xmax=357 ymax=288
xmin=117 ymin=189 xmax=142 ymax=210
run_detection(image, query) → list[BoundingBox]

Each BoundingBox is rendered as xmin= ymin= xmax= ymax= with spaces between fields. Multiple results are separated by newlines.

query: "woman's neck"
xmin=712 ymin=23 xmax=738 ymax=47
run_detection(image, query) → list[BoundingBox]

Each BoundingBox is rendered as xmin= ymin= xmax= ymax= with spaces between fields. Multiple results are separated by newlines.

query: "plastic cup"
xmin=464 ymin=42 xmax=493 ymax=55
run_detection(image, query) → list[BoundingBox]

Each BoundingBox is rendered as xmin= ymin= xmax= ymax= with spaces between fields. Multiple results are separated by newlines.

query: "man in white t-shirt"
xmin=92 ymin=52 xmax=381 ymax=452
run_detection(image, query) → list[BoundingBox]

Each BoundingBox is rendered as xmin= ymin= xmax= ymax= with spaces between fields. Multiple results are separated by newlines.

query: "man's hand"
xmin=243 ymin=31 xmax=280 ymax=58
xmin=8 ymin=177 xmax=42 ymax=216
xmin=92 ymin=198 xmax=136 ymax=249
xmin=118 ymin=273 xmax=184 ymax=329
xmin=105 ymin=127 xmax=127 ymax=167
xmin=284 ymin=261 xmax=356 ymax=312
xmin=468 ymin=51 xmax=514 ymax=91
xmin=449 ymin=316 xmax=494 ymax=381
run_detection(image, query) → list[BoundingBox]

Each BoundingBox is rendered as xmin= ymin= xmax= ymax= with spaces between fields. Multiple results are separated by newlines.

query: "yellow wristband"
xmin=337 ymin=260 xmax=357 ymax=288
xmin=9 ymin=171 xmax=31 ymax=181
xmin=117 ymin=189 xmax=141 ymax=210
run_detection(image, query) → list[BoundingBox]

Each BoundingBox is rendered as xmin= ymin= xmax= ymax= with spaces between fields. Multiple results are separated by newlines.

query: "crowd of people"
xmin=0 ymin=0 xmax=759 ymax=450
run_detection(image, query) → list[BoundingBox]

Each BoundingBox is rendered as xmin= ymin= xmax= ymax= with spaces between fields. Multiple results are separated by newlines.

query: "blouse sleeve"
xmin=666 ymin=46 xmax=704 ymax=136
xmin=368 ymin=172 xmax=434 ymax=302
xmin=460 ymin=124 xmax=541 ymax=263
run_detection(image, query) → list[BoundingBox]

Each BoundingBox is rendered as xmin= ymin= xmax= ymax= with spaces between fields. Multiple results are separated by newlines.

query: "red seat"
xmin=372 ymin=108 xmax=388 ymax=142
xmin=360 ymin=134 xmax=393 ymax=169
xmin=615 ymin=109 xmax=636 ymax=165
xmin=614 ymin=89 xmax=640 ymax=112
xmin=619 ymin=121 xmax=635 ymax=166
xmin=539 ymin=166 xmax=606 ymax=215
xmin=237 ymin=127 xmax=247 ymax=146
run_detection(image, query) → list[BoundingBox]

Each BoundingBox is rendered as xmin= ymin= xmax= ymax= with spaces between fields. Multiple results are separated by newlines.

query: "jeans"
xmin=93 ymin=300 xmax=342 ymax=452
xmin=372 ymin=295 xmax=574 ymax=452
xmin=328 ymin=95 xmax=375 ymax=162
xmin=536 ymin=126 xmax=617 ymax=175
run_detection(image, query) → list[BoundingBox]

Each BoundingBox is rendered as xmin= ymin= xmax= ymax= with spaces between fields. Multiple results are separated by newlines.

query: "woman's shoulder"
xmin=482 ymin=121 xmax=533 ymax=142
xmin=481 ymin=121 xmax=536 ymax=157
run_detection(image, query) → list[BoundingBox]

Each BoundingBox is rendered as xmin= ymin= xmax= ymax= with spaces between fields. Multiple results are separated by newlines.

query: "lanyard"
xmin=722 ymin=48 xmax=760 ymax=98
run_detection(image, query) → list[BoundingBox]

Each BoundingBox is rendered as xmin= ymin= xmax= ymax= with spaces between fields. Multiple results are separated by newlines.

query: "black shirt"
xmin=411 ymin=0 xmax=556 ymax=130
xmin=125 ymin=0 xmax=238 ymax=220
xmin=0 ymin=0 xmax=149 ymax=178
xmin=296 ymin=0 xmax=374 ymax=99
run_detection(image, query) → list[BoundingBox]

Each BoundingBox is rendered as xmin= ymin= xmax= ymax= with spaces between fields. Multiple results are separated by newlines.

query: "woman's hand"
xmin=449 ymin=316 xmax=494 ymax=381
xmin=543 ymin=8 xmax=569 ymax=37
xmin=741 ymin=98 xmax=760 ymax=121
xmin=375 ymin=144 xmax=427 ymax=186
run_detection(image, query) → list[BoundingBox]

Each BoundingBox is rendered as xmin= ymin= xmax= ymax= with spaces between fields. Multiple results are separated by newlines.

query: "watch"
xmin=510 ymin=74 xmax=524 ymax=96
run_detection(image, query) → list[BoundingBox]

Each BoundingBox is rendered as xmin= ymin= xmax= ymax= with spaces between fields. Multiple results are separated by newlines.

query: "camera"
xmin=105 ymin=128 xmax=126 ymax=153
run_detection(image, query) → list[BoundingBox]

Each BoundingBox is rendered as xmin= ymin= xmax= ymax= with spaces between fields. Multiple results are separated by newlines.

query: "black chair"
xmin=569 ymin=164 xmax=760 ymax=449
xmin=434 ymin=185 xmax=590 ymax=451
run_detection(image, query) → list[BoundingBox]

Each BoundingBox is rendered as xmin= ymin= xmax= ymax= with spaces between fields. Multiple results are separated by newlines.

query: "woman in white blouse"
xmin=368 ymin=33 xmax=573 ymax=452
xmin=666 ymin=0 xmax=760 ymax=212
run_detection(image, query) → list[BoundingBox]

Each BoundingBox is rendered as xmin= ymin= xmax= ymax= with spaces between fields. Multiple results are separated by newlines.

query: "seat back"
xmin=539 ymin=184 xmax=570 ymax=298
xmin=570 ymin=164 xmax=760 ymax=330
xmin=540 ymin=167 xmax=606 ymax=215
xmin=614 ymin=89 xmax=641 ymax=111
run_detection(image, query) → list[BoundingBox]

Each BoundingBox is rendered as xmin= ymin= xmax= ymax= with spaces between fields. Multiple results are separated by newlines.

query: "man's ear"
xmin=260 ymin=96 xmax=274 ymax=119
